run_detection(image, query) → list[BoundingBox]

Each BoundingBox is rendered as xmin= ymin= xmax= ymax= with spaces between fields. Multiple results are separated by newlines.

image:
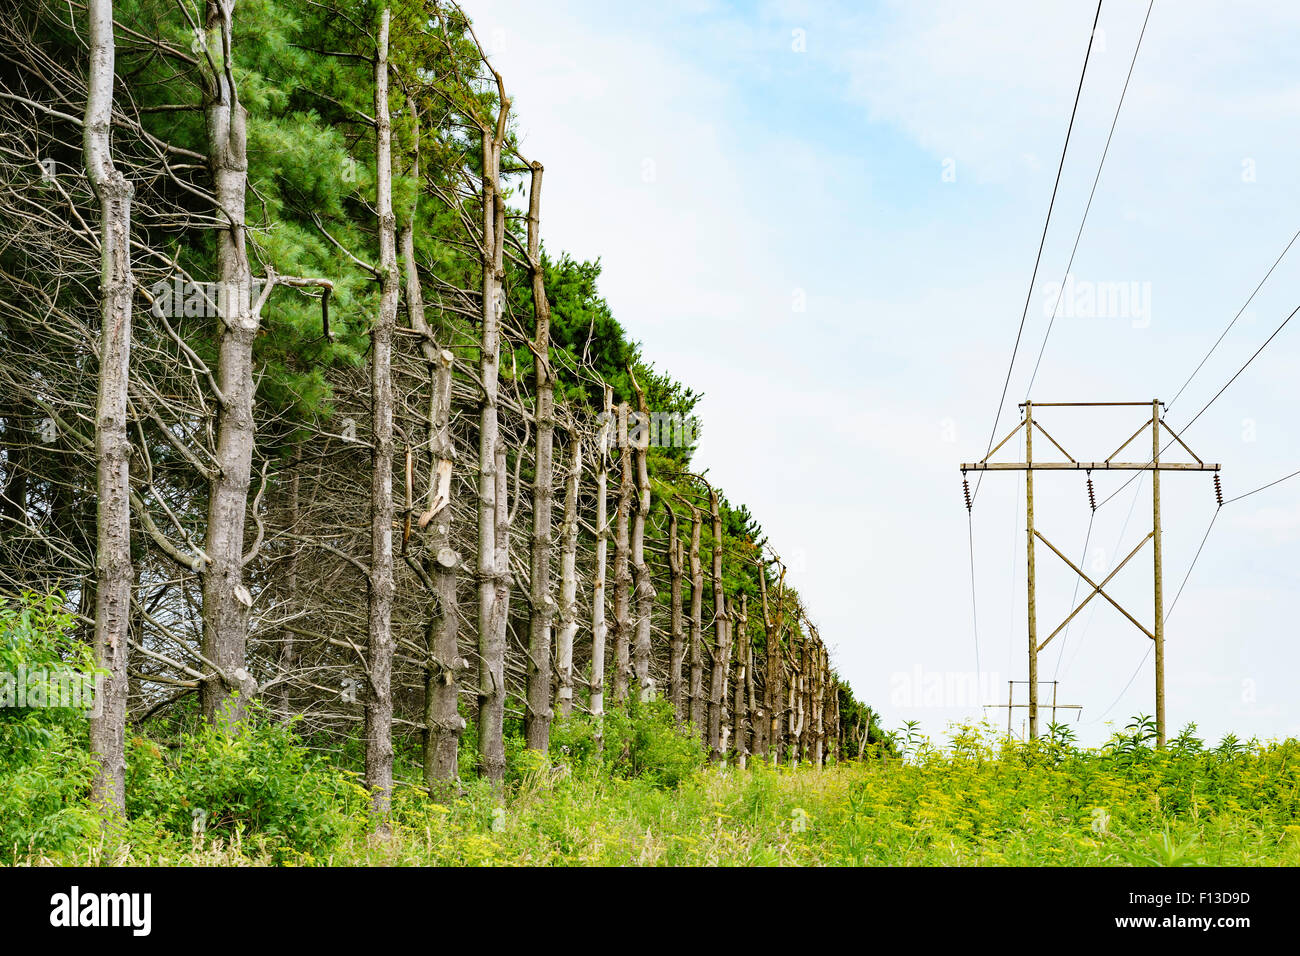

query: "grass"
xmin=11 ymin=592 xmax=1294 ymax=866
xmin=19 ymin=720 xmax=1300 ymax=867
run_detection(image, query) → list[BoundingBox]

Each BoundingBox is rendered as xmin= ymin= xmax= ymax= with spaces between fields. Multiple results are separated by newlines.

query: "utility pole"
xmin=985 ymin=680 xmax=1081 ymax=739
xmin=1025 ymin=400 xmax=1038 ymax=737
xmin=962 ymin=401 xmax=1220 ymax=747
xmin=1151 ymin=399 xmax=1165 ymax=748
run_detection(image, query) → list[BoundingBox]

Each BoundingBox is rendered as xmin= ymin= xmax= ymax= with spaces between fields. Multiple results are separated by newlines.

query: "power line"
xmin=1179 ymin=302 xmax=1300 ymax=435
xmin=1092 ymin=290 xmax=1298 ymax=518
xmin=1032 ymin=3 xmax=1150 ymax=692
xmin=973 ymin=0 xmax=1105 ymax=506
xmin=1026 ymin=0 xmax=1155 ymax=396
xmin=1088 ymin=294 xmax=1298 ymax=510
xmin=1168 ymin=227 xmax=1300 ymax=412
xmin=1092 ymin=255 xmax=1300 ymax=512
xmin=1091 ymin=645 xmax=1151 ymax=726
xmin=1091 ymin=449 xmax=1300 ymax=722
xmin=1225 ymin=466 xmax=1300 ymax=505
xmin=1165 ymin=508 xmax=1219 ymax=620
xmin=1089 ymin=506 xmax=1218 ymax=725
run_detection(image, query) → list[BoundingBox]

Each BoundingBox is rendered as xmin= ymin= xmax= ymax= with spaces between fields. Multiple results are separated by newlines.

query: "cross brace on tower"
xmin=961 ymin=400 xmax=1221 ymax=747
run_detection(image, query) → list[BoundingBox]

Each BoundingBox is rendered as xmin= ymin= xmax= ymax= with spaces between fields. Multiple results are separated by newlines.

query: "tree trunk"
xmin=199 ymin=0 xmax=258 ymax=724
xmin=760 ymin=561 xmax=786 ymax=763
xmin=488 ymin=442 xmax=509 ymax=764
xmin=475 ymin=97 xmax=509 ymax=784
xmin=629 ymin=380 xmax=655 ymax=701
xmin=85 ymin=0 xmax=132 ymax=818
xmin=708 ymin=594 xmax=731 ymax=762
xmin=732 ymin=592 xmax=749 ymax=768
xmin=687 ymin=506 xmax=704 ymax=737
xmin=397 ymin=94 xmax=462 ymax=789
xmin=667 ymin=510 xmax=684 ymax=722
xmin=611 ymin=403 xmax=632 ymax=704
xmin=422 ymin=350 xmax=462 ymax=788
xmin=589 ymin=386 xmax=612 ymax=743
xmin=555 ymin=431 xmax=582 ymax=718
xmin=524 ymin=161 xmax=556 ymax=750
xmin=788 ymin=637 xmax=802 ymax=765
xmin=812 ymin=639 xmax=825 ymax=767
xmin=795 ymin=639 xmax=806 ymax=764
xmin=364 ymin=4 xmax=398 ymax=818
xmin=707 ymin=488 xmax=729 ymax=761
xmin=745 ymin=634 xmax=758 ymax=755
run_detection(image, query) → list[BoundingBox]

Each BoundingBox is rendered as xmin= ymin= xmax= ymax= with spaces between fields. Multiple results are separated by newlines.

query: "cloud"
xmin=461 ymin=0 xmax=1300 ymax=746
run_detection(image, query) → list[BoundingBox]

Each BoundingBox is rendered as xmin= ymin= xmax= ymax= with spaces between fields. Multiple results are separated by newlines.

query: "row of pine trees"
xmin=0 ymin=0 xmax=877 ymax=823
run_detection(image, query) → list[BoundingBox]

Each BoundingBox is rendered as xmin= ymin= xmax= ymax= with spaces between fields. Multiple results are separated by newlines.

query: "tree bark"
xmin=397 ymin=94 xmax=462 ymax=789
xmin=732 ymin=592 xmax=749 ymax=768
xmin=687 ymin=505 xmax=704 ymax=737
xmin=785 ymin=639 xmax=795 ymax=764
xmin=708 ymin=594 xmax=731 ymax=761
xmin=707 ymin=488 xmax=729 ymax=761
xmin=812 ymin=639 xmax=826 ymax=767
xmin=745 ymin=631 xmax=758 ymax=755
xmin=555 ymin=431 xmax=582 ymax=718
xmin=485 ymin=437 xmax=511 ymax=775
xmin=629 ymin=378 xmax=655 ymax=701
xmin=475 ymin=95 xmax=509 ymax=784
xmin=524 ymin=161 xmax=556 ymax=750
xmin=667 ymin=510 xmax=684 ymax=722
xmin=589 ymin=386 xmax=612 ymax=743
xmin=760 ymin=560 xmax=786 ymax=763
xmin=199 ymin=0 xmax=259 ymax=724
xmin=85 ymin=0 xmax=132 ymax=818
xmin=795 ymin=634 xmax=806 ymax=764
xmin=422 ymin=350 xmax=462 ymax=788
xmin=611 ymin=403 xmax=632 ymax=704
xmin=364 ymin=4 xmax=398 ymax=818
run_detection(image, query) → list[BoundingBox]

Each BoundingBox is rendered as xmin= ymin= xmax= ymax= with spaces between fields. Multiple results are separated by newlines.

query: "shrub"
xmin=0 ymin=724 xmax=99 ymax=862
xmin=125 ymin=704 xmax=367 ymax=862
xmin=550 ymin=696 xmax=706 ymax=789
xmin=0 ymin=591 xmax=98 ymax=751
xmin=0 ymin=592 xmax=101 ymax=861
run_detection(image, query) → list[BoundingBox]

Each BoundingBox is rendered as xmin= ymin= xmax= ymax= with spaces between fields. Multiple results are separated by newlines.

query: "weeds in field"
xmin=11 ymin=712 xmax=1299 ymax=866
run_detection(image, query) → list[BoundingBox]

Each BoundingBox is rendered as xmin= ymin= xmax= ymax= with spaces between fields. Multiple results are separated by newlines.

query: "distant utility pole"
xmin=962 ymin=400 xmax=1221 ymax=747
xmin=985 ymin=680 xmax=1081 ymax=739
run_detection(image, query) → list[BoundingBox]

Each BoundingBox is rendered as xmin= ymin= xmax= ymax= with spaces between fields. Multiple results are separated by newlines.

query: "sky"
xmin=464 ymin=0 xmax=1300 ymax=746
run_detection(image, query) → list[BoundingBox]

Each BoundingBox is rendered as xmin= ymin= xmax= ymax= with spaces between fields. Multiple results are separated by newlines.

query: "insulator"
xmin=1214 ymin=472 xmax=1223 ymax=508
xmin=1086 ymin=471 xmax=1096 ymax=512
xmin=962 ymin=475 xmax=972 ymax=513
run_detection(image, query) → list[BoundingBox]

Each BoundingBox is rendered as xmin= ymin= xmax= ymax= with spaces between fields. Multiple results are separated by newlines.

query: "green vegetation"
xmin=4 ymin=593 xmax=1296 ymax=866
xmin=0 ymin=592 xmax=101 ymax=858
xmin=13 ymin=717 xmax=1299 ymax=866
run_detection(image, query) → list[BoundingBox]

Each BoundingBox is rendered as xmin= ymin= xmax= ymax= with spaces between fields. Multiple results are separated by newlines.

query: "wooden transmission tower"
xmin=961 ymin=400 xmax=1221 ymax=747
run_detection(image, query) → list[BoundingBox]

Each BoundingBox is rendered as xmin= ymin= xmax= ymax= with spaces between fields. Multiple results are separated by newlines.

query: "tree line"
xmin=0 ymin=0 xmax=879 ymax=825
